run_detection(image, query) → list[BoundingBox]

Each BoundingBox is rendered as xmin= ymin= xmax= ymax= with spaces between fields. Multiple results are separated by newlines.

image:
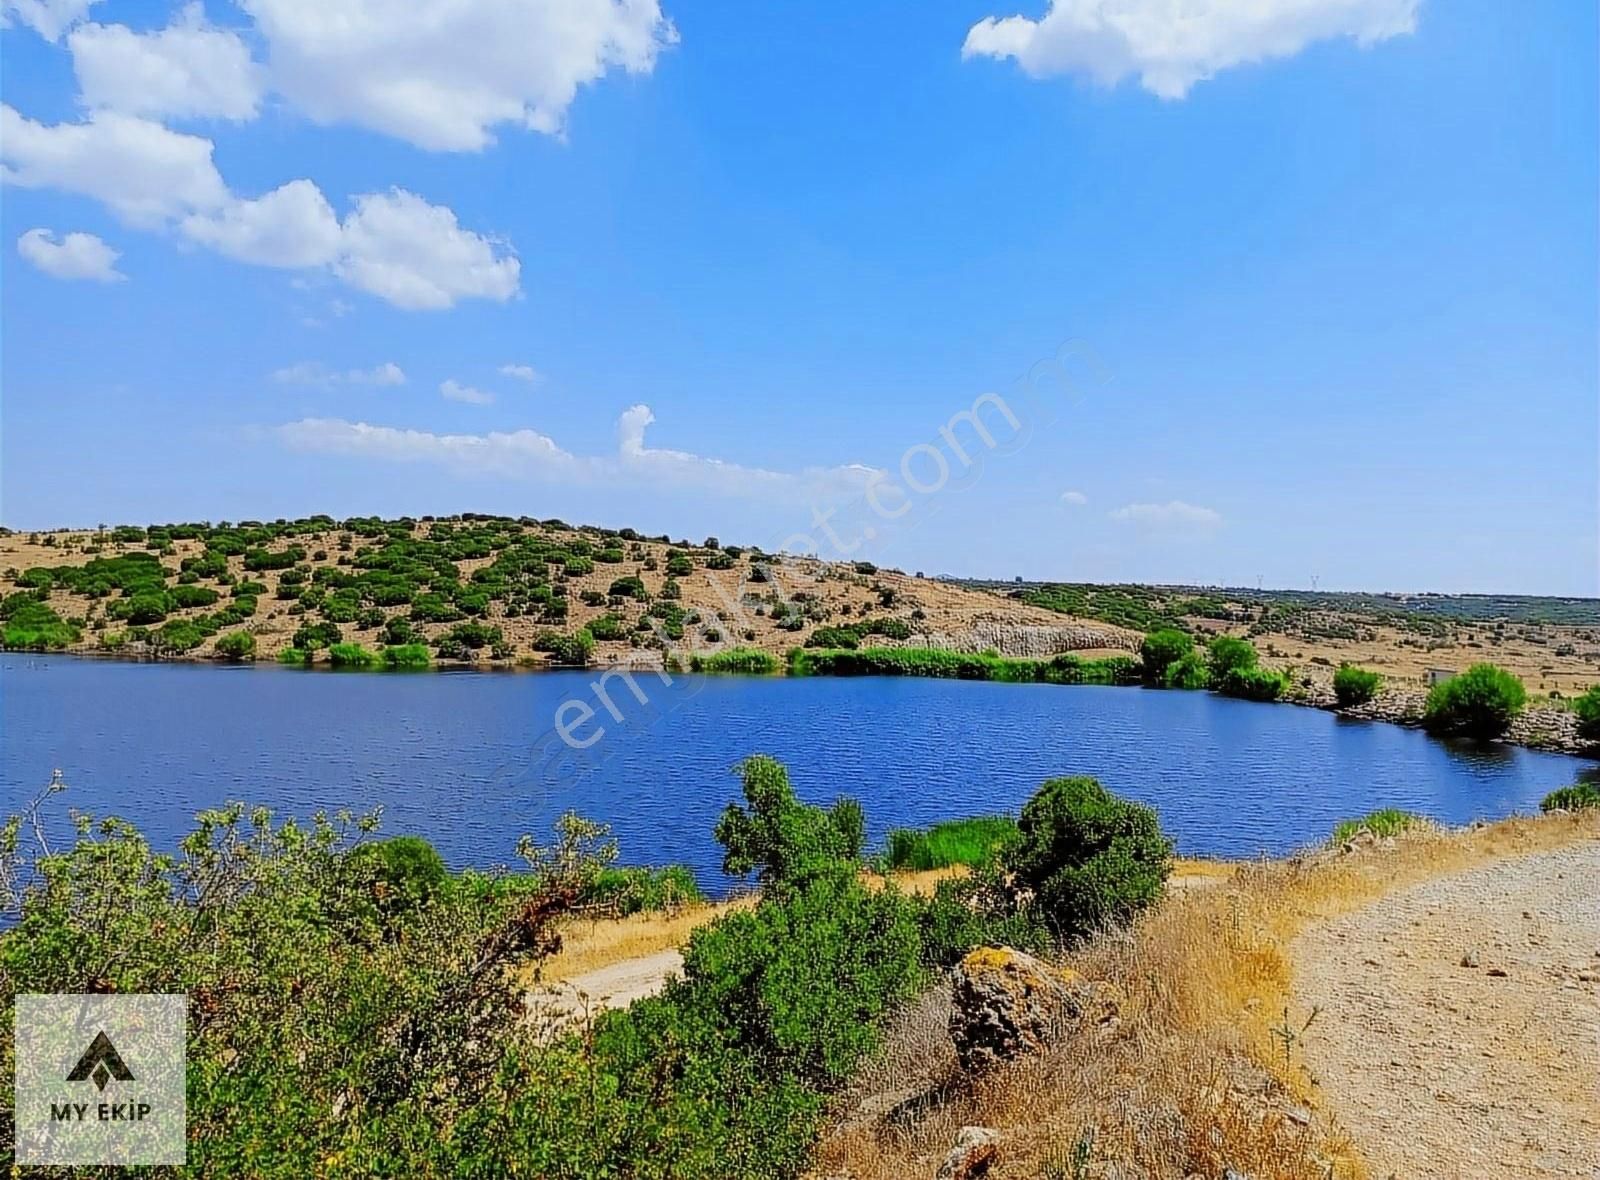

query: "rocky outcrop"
xmin=947 ymin=947 xmax=1121 ymax=1073
xmin=934 ymin=1126 xmax=1000 ymax=1180
xmin=917 ymin=620 xmax=1141 ymax=659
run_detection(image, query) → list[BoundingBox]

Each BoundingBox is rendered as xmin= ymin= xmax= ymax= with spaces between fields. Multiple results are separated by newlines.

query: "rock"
xmin=948 ymin=947 xmax=1120 ymax=1073
xmin=934 ymin=1126 xmax=1000 ymax=1180
xmin=1460 ymin=950 xmax=1480 ymax=968
xmin=1487 ymin=967 xmax=1509 ymax=978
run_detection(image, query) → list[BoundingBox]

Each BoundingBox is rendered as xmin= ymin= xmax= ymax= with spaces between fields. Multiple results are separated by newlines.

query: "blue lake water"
xmin=2 ymin=654 xmax=1593 ymax=889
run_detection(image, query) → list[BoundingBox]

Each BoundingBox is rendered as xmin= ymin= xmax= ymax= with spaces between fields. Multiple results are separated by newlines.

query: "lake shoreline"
xmin=9 ymin=645 xmax=1596 ymax=759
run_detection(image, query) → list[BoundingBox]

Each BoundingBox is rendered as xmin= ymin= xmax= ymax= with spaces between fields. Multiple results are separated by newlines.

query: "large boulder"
xmin=948 ymin=946 xmax=1120 ymax=1073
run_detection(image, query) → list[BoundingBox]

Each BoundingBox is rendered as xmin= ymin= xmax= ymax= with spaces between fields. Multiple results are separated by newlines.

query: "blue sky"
xmin=2 ymin=0 xmax=1595 ymax=594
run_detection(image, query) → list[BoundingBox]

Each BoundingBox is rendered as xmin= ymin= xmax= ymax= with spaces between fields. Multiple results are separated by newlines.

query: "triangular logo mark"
xmin=66 ymin=1031 xmax=135 ymax=1091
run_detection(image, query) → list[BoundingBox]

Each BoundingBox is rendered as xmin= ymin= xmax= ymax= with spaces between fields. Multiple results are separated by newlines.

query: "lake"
xmin=2 ymin=654 xmax=1593 ymax=889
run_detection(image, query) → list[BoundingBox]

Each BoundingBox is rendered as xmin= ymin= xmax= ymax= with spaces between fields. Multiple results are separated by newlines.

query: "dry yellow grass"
xmin=527 ymin=896 xmax=757 ymax=984
xmin=816 ymin=810 xmax=1600 ymax=1180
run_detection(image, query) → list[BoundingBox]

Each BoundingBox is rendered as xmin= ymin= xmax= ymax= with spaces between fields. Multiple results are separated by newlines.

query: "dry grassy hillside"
xmin=0 ymin=516 xmax=1139 ymax=666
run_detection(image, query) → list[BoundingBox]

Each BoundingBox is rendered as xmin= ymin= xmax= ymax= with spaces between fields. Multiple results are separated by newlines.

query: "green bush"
xmin=328 ymin=642 xmax=378 ymax=668
xmin=0 ymin=600 xmax=81 ymax=650
xmin=1423 ymin=663 xmax=1527 ymax=739
xmin=1004 ymin=776 xmax=1172 ymax=945
xmin=213 ymin=631 xmax=256 ymax=661
xmin=1214 ymin=664 xmax=1287 ymax=701
xmin=1571 ymin=684 xmax=1600 ymax=743
xmin=347 ymin=835 xmax=450 ymax=916
xmin=586 ymin=613 xmax=627 ymax=641
xmin=1155 ymin=649 xmax=1204 ymax=689
xmin=537 ymin=629 xmax=595 ymax=667
xmin=713 ymin=756 xmax=865 ymax=886
xmin=277 ymin=647 xmax=312 ymax=665
xmin=1332 ymin=663 xmax=1383 ymax=707
xmin=292 ymin=620 xmax=343 ymax=651
xmin=1540 ymin=782 xmax=1600 ymax=812
xmin=1330 ymin=808 xmax=1419 ymax=844
xmin=690 ymin=647 xmax=780 ymax=674
xmin=884 ymin=815 xmax=1017 ymax=871
xmin=1140 ymin=629 xmax=1193 ymax=685
xmin=170 ymin=583 xmax=220 ymax=609
xmin=608 ymin=576 xmax=647 ymax=599
xmin=1207 ymin=635 xmax=1258 ymax=679
xmin=381 ymin=643 xmax=432 ymax=669
xmin=584 ymin=865 xmax=705 ymax=915
xmin=805 ymin=625 xmax=860 ymax=649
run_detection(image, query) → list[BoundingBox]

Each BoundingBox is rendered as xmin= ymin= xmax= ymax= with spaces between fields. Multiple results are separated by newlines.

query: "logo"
xmin=66 ymin=1031 xmax=136 ymax=1091
xmin=14 ymin=993 xmax=187 ymax=1165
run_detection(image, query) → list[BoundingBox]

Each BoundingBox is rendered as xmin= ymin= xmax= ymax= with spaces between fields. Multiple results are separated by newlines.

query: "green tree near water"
xmin=1423 ymin=663 xmax=1526 ymax=740
xmin=1139 ymin=628 xmax=1194 ymax=685
xmin=713 ymin=756 xmax=864 ymax=886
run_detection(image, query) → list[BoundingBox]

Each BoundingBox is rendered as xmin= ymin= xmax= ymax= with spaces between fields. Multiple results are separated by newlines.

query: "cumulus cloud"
xmin=440 ymin=379 xmax=495 ymax=405
xmin=499 ymin=363 xmax=539 ymax=382
xmin=68 ymin=4 xmax=265 ymax=121
xmin=273 ymin=360 xmax=406 ymax=387
xmin=277 ymin=404 xmax=880 ymax=503
xmin=181 ymin=178 xmax=342 ymax=267
xmin=241 ymin=0 xmax=678 ymax=151
xmin=963 ymin=0 xmax=1419 ymax=99
xmin=335 ymin=191 xmax=521 ymax=310
xmin=1109 ymin=500 xmax=1222 ymax=528
xmin=1 ymin=0 xmax=101 ymax=41
xmin=1060 ymin=489 xmax=1088 ymax=506
xmin=16 ymin=227 xmax=125 ymax=281
xmin=0 ymin=105 xmax=228 ymax=227
xmin=0 ymin=107 xmax=520 ymax=308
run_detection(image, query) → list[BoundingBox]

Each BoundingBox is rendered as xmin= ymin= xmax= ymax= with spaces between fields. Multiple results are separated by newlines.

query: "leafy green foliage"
xmin=0 ymin=599 xmax=81 ymax=650
xmin=690 ymin=648 xmax=781 ymax=674
xmin=381 ymin=643 xmax=431 ymax=669
xmin=1540 ymin=782 xmax=1600 ymax=812
xmin=328 ymin=642 xmax=379 ymax=667
xmin=1570 ymin=684 xmax=1600 ymax=743
xmin=883 ymin=816 xmax=1017 ymax=871
xmin=789 ymin=645 xmax=1138 ymax=685
xmin=584 ymin=864 xmax=705 ymax=915
xmin=1330 ymin=808 xmax=1420 ymax=843
xmin=535 ymin=629 xmax=595 ymax=666
xmin=713 ymin=756 xmax=865 ymax=885
xmin=213 ymin=630 xmax=257 ymax=661
xmin=1332 ymin=663 xmax=1383 ymax=707
xmin=1162 ymin=650 xmax=1209 ymax=689
xmin=1005 ymin=776 xmax=1173 ymax=946
xmin=1139 ymin=629 xmax=1194 ymax=685
xmin=1206 ymin=635 xmax=1258 ymax=679
xmin=1423 ymin=663 xmax=1527 ymax=739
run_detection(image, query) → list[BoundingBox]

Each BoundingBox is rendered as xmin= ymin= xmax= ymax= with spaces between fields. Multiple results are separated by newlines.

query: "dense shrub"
xmin=292 ymin=621 xmax=343 ymax=651
xmin=690 ymin=648 xmax=780 ymax=674
xmin=1162 ymin=650 xmax=1209 ymax=689
xmin=1139 ymin=629 xmax=1193 ymax=685
xmin=608 ymin=575 xmax=647 ymax=599
xmin=665 ymin=554 xmax=694 ymax=577
xmin=170 ymin=583 xmax=221 ymax=609
xmin=789 ymin=645 xmax=1136 ymax=686
xmin=1332 ymin=663 xmax=1383 ymax=707
xmin=884 ymin=815 xmax=1017 ymax=871
xmin=536 ymin=629 xmax=595 ymax=667
xmin=713 ymin=756 xmax=864 ymax=885
xmin=1207 ymin=635 xmax=1258 ymax=680
xmin=1423 ymin=663 xmax=1526 ymax=739
xmin=1540 ymin=782 xmax=1600 ymax=812
xmin=0 ymin=600 xmax=81 ymax=650
xmin=347 ymin=835 xmax=450 ymax=917
xmin=213 ymin=630 xmax=256 ymax=661
xmin=805 ymin=626 xmax=860 ymax=649
xmin=1214 ymin=664 xmax=1287 ymax=701
xmin=1571 ymin=684 xmax=1600 ymax=744
xmin=381 ymin=643 xmax=431 ymax=669
xmin=586 ymin=613 xmax=627 ymax=641
xmin=584 ymin=865 xmax=705 ymax=914
xmin=328 ymin=642 xmax=379 ymax=668
xmin=1004 ymin=776 xmax=1172 ymax=945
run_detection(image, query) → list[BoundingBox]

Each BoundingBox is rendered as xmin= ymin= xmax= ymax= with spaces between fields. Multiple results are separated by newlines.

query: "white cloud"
xmin=0 ymin=109 xmax=520 ymax=309
xmin=1 ymin=0 xmax=101 ymax=41
xmin=1110 ymin=499 xmax=1222 ymax=528
xmin=240 ymin=0 xmax=678 ymax=151
xmin=963 ymin=0 xmax=1419 ymax=99
xmin=499 ymin=363 xmax=539 ymax=383
xmin=68 ymin=4 xmax=265 ymax=121
xmin=1060 ymin=489 xmax=1088 ymax=506
xmin=16 ymin=226 xmax=125 ymax=281
xmin=274 ymin=360 xmax=406 ymax=387
xmin=335 ymin=190 xmax=521 ymax=310
xmin=440 ymin=378 xmax=494 ymax=405
xmin=0 ymin=105 xmax=228 ymax=227
xmin=276 ymin=404 xmax=881 ymax=503
xmin=181 ymin=179 xmax=342 ymax=267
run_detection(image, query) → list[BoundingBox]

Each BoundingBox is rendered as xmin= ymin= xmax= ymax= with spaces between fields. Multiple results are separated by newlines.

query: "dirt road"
xmin=1291 ymin=840 xmax=1600 ymax=1179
